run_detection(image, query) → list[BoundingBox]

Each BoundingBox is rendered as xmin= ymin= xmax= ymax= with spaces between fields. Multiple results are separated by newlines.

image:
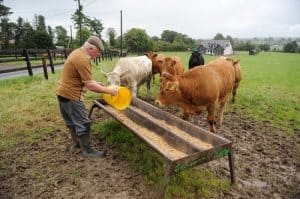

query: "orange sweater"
xmin=56 ymin=48 xmax=95 ymax=101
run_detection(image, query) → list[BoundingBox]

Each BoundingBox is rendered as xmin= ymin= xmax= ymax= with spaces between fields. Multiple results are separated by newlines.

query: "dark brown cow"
xmin=155 ymin=57 xmax=240 ymax=133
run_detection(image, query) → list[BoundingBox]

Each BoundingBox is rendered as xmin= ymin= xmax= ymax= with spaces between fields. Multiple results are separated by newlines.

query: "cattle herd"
xmin=102 ymin=51 xmax=242 ymax=133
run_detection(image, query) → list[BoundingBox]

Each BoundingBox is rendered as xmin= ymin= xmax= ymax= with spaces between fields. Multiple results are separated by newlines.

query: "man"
xmin=56 ymin=35 xmax=118 ymax=158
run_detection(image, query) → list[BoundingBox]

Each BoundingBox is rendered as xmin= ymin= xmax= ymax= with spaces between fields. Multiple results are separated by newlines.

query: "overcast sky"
xmin=4 ymin=0 xmax=300 ymax=40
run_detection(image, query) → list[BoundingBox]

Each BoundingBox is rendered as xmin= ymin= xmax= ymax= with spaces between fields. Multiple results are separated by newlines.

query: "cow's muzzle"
xmin=155 ymin=99 xmax=163 ymax=107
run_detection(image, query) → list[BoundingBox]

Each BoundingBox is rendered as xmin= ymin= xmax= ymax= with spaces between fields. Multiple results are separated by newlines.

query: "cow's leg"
xmin=182 ymin=111 xmax=190 ymax=120
xmin=131 ymin=81 xmax=138 ymax=98
xmin=146 ymin=78 xmax=151 ymax=99
xmin=207 ymin=103 xmax=217 ymax=133
xmin=231 ymin=85 xmax=237 ymax=103
xmin=152 ymin=74 xmax=155 ymax=85
xmin=218 ymin=97 xmax=229 ymax=126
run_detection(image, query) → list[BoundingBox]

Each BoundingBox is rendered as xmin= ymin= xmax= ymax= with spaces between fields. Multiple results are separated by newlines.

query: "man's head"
xmin=87 ymin=36 xmax=104 ymax=51
xmin=84 ymin=36 xmax=104 ymax=59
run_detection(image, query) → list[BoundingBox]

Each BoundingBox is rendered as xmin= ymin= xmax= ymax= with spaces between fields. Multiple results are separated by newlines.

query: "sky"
xmin=4 ymin=0 xmax=300 ymax=40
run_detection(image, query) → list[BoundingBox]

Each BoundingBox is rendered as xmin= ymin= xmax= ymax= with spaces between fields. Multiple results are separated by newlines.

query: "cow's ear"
xmin=169 ymin=82 xmax=178 ymax=92
xmin=162 ymin=72 xmax=173 ymax=80
xmin=171 ymin=60 xmax=176 ymax=66
xmin=153 ymin=54 xmax=158 ymax=58
xmin=234 ymin=59 xmax=240 ymax=65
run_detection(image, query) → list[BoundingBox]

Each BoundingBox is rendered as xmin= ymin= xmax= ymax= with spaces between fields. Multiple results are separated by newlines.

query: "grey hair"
xmin=83 ymin=41 xmax=97 ymax=50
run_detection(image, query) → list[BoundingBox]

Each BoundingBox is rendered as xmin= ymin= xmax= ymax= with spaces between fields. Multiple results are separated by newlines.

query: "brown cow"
xmin=155 ymin=57 xmax=239 ymax=133
xmin=145 ymin=51 xmax=165 ymax=75
xmin=208 ymin=57 xmax=242 ymax=103
xmin=158 ymin=56 xmax=185 ymax=75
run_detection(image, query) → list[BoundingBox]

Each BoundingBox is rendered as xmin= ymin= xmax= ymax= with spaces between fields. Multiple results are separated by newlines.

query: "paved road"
xmin=0 ymin=64 xmax=63 ymax=80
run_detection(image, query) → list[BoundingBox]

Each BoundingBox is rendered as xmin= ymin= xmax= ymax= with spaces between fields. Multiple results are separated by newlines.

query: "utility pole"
xmin=76 ymin=0 xmax=83 ymax=45
xmin=120 ymin=10 xmax=123 ymax=57
xmin=70 ymin=25 xmax=73 ymax=49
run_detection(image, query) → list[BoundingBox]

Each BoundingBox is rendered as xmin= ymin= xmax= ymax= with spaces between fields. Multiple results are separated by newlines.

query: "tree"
xmin=87 ymin=17 xmax=104 ymax=38
xmin=0 ymin=17 xmax=15 ymax=48
xmin=283 ymin=41 xmax=298 ymax=53
xmin=75 ymin=27 xmax=91 ymax=48
xmin=123 ymin=28 xmax=151 ymax=53
xmin=14 ymin=17 xmax=25 ymax=48
xmin=259 ymin=43 xmax=270 ymax=51
xmin=48 ymin=25 xmax=54 ymax=41
xmin=161 ymin=30 xmax=178 ymax=43
xmin=0 ymin=0 xmax=12 ymax=17
xmin=172 ymin=35 xmax=185 ymax=51
xmin=226 ymin=35 xmax=234 ymax=47
xmin=19 ymin=21 xmax=34 ymax=48
xmin=71 ymin=1 xmax=104 ymax=46
xmin=71 ymin=0 xmax=85 ymax=45
xmin=106 ymin=27 xmax=116 ymax=47
xmin=32 ymin=31 xmax=54 ymax=49
xmin=36 ymin=15 xmax=47 ymax=32
xmin=214 ymin=33 xmax=225 ymax=40
xmin=55 ymin=25 xmax=68 ymax=47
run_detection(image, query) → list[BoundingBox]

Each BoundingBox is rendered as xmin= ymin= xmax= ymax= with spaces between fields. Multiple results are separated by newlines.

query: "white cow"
xmin=102 ymin=55 xmax=152 ymax=98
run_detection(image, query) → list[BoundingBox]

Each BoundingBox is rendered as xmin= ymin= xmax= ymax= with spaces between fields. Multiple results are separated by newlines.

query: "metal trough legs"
xmin=228 ymin=147 xmax=236 ymax=185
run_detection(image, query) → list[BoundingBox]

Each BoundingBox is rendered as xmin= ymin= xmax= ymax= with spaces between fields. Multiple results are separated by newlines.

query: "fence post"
xmin=64 ymin=49 xmax=68 ymax=59
xmin=109 ymin=51 xmax=112 ymax=61
xmin=95 ymin=56 xmax=99 ymax=65
xmin=47 ymin=49 xmax=55 ymax=74
xmin=23 ymin=49 xmax=33 ymax=76
xmin=42 ymin=57 xmax=48 ymax=80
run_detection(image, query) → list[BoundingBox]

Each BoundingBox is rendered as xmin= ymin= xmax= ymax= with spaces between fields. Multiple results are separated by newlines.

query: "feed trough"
xmin=89 ymin=98 xmax=235 ymax=197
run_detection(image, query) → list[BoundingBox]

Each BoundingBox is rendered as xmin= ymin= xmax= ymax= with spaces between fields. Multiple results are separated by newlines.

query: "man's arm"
xmin=85 ymin=81 xmax=118 ymax=95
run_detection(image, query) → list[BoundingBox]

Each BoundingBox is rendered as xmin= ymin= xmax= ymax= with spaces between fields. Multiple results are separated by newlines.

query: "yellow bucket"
xmin=103 ymin=86 xmax=132 ymax=110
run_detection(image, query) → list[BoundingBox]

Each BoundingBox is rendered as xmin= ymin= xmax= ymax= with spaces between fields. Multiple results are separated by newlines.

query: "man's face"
xmin=89 ymin=47 xmax=101 ymax=59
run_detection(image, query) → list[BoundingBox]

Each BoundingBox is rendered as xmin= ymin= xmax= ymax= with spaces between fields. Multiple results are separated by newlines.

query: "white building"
xmin=199 ymin=40 xmax=233 ymax=55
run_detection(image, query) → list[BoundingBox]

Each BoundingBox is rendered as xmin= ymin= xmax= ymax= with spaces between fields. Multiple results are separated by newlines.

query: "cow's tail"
xmin=226 ymin=58 xmax=242 ymax=103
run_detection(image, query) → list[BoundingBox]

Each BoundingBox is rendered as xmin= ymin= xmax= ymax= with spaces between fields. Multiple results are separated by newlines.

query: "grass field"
xmin=0 ymin=51 xmax=299 ymax=198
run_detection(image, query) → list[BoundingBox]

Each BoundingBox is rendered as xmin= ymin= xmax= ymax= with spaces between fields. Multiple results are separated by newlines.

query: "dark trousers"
xmin=57 ymin=95 xmax=90 ymax=136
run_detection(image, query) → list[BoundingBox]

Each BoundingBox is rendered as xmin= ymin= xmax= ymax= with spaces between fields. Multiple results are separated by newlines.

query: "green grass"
xmin=231 ymin=52 xmax=300 ymax=134
xmin=0 ymin=51 xmax=299 ymax=198
xmin=0 ymin=57 xmax=65 ymax=69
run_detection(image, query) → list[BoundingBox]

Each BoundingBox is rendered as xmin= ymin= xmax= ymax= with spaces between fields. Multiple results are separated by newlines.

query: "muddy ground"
xmin=0 ymin=99 xmax=299 ymax=199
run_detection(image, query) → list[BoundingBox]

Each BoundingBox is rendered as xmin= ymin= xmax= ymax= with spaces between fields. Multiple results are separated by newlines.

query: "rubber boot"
xmin=70 ymin=130 xmax=81 ymax=149
xmin=78 ymin=134 xmax=106 ymax=158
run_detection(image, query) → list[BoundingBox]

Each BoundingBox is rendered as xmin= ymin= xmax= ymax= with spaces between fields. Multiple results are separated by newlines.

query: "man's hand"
xmin=109 ymin=86 xmax=119 ymax=96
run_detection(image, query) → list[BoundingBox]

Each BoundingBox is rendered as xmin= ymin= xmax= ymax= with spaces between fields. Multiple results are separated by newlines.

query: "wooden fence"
xmin=0 ymin=48 xmax=123 ymax=79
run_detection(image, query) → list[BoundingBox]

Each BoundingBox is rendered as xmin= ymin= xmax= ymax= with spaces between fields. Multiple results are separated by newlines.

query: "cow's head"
xmin=155 ymin=72 xmax=182 ymax=107
xmin=145 ymin=51 xmax=164 ymax=74
xmin=160 ymin=57 xmax=177 ymax=75
xmin=101 ymin=70 xmax=129 ymax=86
